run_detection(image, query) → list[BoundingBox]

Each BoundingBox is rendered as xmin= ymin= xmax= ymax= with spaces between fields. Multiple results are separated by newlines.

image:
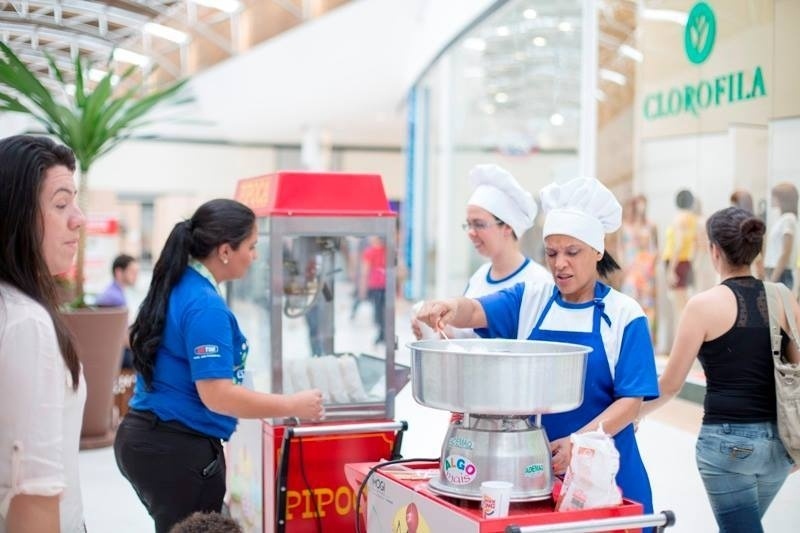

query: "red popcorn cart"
xmin=226 ymin=171 xmax=410 ymax=532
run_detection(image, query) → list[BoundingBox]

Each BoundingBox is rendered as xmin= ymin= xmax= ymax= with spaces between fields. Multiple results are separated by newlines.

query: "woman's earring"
xmin=222 ymin=257 xmax=229 ymax=265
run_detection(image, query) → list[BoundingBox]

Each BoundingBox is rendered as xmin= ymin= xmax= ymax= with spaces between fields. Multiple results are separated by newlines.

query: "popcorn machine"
xmin=226 ymin=171 xmax=409 ymax=532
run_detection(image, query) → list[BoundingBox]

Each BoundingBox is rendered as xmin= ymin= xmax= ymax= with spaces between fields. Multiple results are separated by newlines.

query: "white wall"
xmin=90 ymin=140 xmax=277 ymax=198
xmin=769 ymin=117 xmax=800 ymax=192
xmin=338 ymin=149 xmax=405 ymax=200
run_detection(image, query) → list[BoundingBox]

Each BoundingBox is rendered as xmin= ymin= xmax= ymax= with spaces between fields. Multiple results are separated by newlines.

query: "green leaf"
xmin=0 ymin=41 xmax=193 ymax=300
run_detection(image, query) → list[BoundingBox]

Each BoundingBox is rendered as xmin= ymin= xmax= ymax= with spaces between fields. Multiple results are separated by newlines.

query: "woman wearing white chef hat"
xmin=412 ymin=164 xmax=550 ymax=339
xmin=415 ymin=177 xmax=659 ymax=518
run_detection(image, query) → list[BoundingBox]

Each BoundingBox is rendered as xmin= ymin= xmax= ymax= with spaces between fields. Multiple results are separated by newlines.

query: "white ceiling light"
xmin=599 ymin=68 xmax=627 ymax=86
xmin=619 ymin=44 xmax=643 ymax=62
xmin=463 ymin=37 xmax=487 ymax=51
xmin=144 ymin=22 xmax=188 ymax=44
xmin=495 ymin=26 xmax=510 ymax=37
xmin=482 ymin=103 xmax=496 ymax=115
xmin=189 ymin=0 xmax=242 ymax=13
xmin=558 ymin=21 xmax=573 ymax=32
xmin=113 ymin=48 xmax=150 ymax=66
xmin=640 ymin=8 xmax=688 ymax=26
xmin=550 ymin=113 xmax=564 ymax=126
xmin=532 ymin=36 xmax=547 ymax=47
xmin=523 ymin=9 xmax=538 ymax=19
xmin=494 ymin=92 xmax=509 ymax=104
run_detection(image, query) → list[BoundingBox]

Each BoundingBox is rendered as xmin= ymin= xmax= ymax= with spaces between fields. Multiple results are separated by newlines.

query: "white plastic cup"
xmin=480 ymin=480 xmax=513 ymax=518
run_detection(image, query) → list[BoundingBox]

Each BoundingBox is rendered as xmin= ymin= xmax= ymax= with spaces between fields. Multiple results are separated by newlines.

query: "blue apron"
xmin=528 ymin=283 xmax=653 ymax=516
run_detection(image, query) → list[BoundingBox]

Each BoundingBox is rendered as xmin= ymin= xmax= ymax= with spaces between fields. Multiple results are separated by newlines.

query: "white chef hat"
xmin=467 ymin=164 xmax=537 ymax=239
xmin=540 ymin=177 xmax=621 ymax=254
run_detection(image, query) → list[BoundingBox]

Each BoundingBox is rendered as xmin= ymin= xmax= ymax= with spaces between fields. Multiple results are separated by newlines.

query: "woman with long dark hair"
xmin=114 ymin=199 xmax=323 ymax=533
xmin=0 ymin=135 xmax=86 ymax=532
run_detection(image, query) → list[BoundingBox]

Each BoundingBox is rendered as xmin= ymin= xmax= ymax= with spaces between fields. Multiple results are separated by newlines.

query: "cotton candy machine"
xmin=407 ymin=338 xmax=591 ymax=502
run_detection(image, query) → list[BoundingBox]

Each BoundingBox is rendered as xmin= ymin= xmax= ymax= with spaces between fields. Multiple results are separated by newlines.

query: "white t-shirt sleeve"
xmin=0 ymin=312 xmax=66 ymax=517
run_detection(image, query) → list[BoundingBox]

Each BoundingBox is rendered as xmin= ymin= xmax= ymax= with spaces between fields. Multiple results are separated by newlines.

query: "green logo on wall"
xmin=684 ymin=2 xmax=716 ymax=64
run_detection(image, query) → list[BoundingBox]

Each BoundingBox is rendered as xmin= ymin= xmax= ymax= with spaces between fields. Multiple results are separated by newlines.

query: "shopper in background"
xmin=415 ymin=177 xmax=659 ymax=519
xmin=96 ymin=253 xmax=139 ymax=307
xmin=114 ymin=199 xmax=324 ymax=533
xmin=412 ymin=164 xmax=550 ymax=339
xmin=360 ymin=235 xmax=388 ymax=344
xmin=0 ymin=135 xmax=87 ymax=532
xmin=763 ymin=181 xmax=798 ymax=289
xmin=96 ymin=253 xmax=140 ymax=368
xmin=661 ymin=189 xmax=698 ymax=349
xmin=730 ymin=188 xmax=755 ymax=214
xmin=641 ymin=206 xmax=797 ymax=533
xmin=618 ymin=195 xmax=658 ymax=339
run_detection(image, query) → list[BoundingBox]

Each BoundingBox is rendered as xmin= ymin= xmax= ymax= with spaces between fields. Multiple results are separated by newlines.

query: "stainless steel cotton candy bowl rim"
xmin=407 ymin=338 xmax=591 ymax=416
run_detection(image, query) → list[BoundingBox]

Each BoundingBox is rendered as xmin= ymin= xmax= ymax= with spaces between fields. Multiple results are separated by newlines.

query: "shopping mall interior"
xmin=1 ymin=0 xmax=799 ymax=532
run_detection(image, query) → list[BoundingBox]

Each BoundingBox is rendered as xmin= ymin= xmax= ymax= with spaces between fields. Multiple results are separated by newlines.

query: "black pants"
xmin=368 ymin=288 xmax=386 ymax=342
xmin=113 ymin=410 xmax=226 ymax=533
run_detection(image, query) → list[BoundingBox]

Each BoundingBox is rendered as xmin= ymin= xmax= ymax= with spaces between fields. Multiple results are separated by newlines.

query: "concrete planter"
xmin=61 ymin=307 xmax=128 ymax=450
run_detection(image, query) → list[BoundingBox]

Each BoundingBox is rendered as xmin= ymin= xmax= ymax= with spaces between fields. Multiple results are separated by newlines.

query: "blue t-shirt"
xmin=130 ymin=267 xmax=248 ymax=440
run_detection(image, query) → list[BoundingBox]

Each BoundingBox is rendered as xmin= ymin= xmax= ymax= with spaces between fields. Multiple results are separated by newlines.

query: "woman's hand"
xmin=550 ymin=436 xmax=572 ymax=476
xmin=415 ymin=299 xmax=458 ymax=333
xmin=288 ymin=389 xmax=325 ymax=421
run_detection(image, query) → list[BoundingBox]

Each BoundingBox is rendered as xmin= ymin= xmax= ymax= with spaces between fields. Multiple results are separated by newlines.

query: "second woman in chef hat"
xmin=415 ymin=177 xmax=659 ymax=518
xmin=413 ymin=163 xmax=550 ymax=339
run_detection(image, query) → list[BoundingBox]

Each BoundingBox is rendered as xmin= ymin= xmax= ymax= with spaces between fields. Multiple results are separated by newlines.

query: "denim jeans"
xmin=696 ymin=422 xmax=793 ymax=533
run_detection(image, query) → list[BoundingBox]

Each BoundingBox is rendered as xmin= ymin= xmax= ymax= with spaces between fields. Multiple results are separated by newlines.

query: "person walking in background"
xmin=0 ymin=135 xmax=87 ymax=532
xmin=412 ymin=164 xmax=550 ymax=340
xmin=641 ymin=206 xmax=797 ymax=533
xmin=618 ymin=194 xmax=658 ymax=340
xmin=114 ymin=199 xmax=324 ymax=533
xmin=415 ymin=177 xmax=659 ymax=519
xmin=763 ymin=182 xmax=798 ymax=289
xmin=360 ymin=235 xmax=388 ymax=344
xmin=661 ymin=189 xmax=698 ymax=349
xmin=96 ymin=253 xmax=139 ymax=307
xmin=730 ymin=188 xmax=755 ymax=214
xmin=96 ymin=253 xmax=140 ymax=369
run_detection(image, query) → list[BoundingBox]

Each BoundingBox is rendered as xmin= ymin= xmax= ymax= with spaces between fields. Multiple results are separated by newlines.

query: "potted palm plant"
xmin=0 ymin=42 xmax=192 ymax=448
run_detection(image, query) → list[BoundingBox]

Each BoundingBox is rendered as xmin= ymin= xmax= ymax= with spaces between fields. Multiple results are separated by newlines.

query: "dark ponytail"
xmin=597 ymin=250 xmax=621 ymax=278
xmin=131 ymin=199 xmax=255 ymax=388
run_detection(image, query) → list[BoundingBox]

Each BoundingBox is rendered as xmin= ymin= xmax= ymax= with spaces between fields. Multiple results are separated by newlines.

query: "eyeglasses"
xmin=461 ymin=220 xmax=503 ymax=231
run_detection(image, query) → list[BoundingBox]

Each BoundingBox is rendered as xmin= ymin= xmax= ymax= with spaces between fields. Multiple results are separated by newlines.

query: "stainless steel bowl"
xmin=408 ymin=338 xmax=591 ymax=415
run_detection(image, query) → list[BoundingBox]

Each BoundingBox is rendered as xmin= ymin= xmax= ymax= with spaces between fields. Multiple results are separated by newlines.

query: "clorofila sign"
xmin=642 ymin=1 xmax=766 ymax=121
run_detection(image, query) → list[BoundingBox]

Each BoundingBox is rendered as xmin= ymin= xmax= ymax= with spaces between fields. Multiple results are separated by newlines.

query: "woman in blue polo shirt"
xmin=114 ymin=199 xmax=323 ymax=533
xmin=415 ymin=178 xmax=659 ymax=518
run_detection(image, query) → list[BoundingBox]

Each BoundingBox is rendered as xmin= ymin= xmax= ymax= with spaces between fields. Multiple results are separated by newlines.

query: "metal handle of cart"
xmin=505 ymin=510 xmax=676 ymax=533
xmin=275 ymin=420 xmax=408 ymax=533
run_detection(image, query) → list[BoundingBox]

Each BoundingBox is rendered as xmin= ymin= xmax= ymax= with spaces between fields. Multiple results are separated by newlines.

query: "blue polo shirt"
xmin=130 ymin=267 xmax=248 ymax=440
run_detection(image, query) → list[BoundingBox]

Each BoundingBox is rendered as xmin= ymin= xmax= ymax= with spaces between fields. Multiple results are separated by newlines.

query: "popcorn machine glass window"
xmin=229 ymin=172 xmax=408 ymax=422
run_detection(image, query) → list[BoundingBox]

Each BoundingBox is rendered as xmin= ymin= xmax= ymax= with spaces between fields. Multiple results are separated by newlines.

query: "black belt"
xmin=128 ymin=408 xmax=214 ymax=440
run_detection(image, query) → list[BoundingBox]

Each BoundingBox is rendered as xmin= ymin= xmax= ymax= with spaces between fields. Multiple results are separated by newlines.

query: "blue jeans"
xmin=696 ymin=422 xmax=793 ymax=533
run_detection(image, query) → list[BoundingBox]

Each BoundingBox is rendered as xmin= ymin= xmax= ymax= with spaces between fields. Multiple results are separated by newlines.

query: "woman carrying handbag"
xmin=641 ymin=206 xmax=798 ymax=533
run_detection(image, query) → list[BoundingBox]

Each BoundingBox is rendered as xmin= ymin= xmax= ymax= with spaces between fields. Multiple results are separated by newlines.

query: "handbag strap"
xmin=764 ymin=281 xmax=800 ymax=359
xmin=776 ymin=282 xmax=800 ymax=348
xmin=764 ymin=281 xmax=783 ymax=359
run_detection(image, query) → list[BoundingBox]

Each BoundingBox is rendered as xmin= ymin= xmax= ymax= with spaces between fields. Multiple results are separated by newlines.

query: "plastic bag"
xmin=556 ymin=423 xmax=622 ymax=511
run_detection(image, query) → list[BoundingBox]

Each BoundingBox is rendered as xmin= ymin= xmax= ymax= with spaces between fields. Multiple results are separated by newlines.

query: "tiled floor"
xmin=79 ymin=292 xmax=800 ymax=532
